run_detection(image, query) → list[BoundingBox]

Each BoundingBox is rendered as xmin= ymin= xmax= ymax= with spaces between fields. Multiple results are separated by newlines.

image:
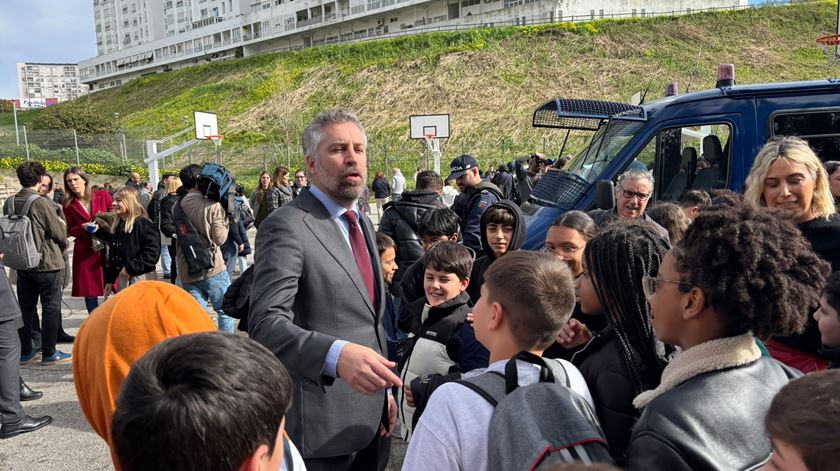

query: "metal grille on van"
xmin=529 ymin=170 xmax=589 ymax=209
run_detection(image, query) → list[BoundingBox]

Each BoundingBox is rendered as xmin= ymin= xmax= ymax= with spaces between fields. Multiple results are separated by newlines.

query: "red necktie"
xmin=343 ymin=211 xmax=377 ymax=310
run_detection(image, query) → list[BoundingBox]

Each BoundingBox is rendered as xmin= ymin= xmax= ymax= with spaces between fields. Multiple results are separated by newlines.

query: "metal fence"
xmin=0 ymin=124 xmax=591 ymax=186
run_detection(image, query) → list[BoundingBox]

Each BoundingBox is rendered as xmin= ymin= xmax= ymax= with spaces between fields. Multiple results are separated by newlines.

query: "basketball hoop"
xmin=816 ymin=34 xmax=840 ymax=67
xmin=206 ymin=134 xmax=224 ymax=149
xmin=423 ymin=133 xmax=440 ymax=153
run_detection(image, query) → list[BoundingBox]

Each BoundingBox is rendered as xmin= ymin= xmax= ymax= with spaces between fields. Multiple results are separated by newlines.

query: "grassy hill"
xmin=2 ymin=0 xmax=838 ymax=180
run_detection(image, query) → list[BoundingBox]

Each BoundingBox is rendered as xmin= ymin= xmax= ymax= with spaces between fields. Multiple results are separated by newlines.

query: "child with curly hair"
xmin=627 ymin=198 xmax=831 ymax=470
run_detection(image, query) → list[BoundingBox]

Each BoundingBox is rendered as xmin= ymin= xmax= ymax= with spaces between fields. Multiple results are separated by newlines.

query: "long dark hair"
xmin=63 ymin=166 xmax=92 ymax=208
xmin=584 ymin=220 xmax=669 ymax=394
xmin=256 ymin=171 xmax=270 ymax=204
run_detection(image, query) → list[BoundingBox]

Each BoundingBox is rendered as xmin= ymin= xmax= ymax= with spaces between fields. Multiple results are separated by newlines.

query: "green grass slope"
xmin=4 ymin=1 xmax=838 ymax=175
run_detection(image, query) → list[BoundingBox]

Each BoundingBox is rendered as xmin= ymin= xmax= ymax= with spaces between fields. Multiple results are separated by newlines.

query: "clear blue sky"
xmin=0 ymin=1 xmax=96 ymax=99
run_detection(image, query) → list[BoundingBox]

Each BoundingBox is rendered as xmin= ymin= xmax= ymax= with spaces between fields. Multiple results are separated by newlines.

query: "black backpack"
xmin=173 ymin=200 xmax=214 ymax=276
xmin=456 ymin=351 xmax=613 ymax=470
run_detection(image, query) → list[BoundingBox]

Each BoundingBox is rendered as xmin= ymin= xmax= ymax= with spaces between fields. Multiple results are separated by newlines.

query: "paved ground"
xmin=2 ymin=210 xmax=408 ymax=470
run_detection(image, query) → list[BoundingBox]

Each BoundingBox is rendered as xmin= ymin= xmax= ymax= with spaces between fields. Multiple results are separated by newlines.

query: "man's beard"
xmin=315 ymin=161 xmax=365 ymax=205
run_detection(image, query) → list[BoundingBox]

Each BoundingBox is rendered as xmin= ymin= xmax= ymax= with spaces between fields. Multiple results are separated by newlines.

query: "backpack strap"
xmin=21 ymin=194 xmax=41 ymax=216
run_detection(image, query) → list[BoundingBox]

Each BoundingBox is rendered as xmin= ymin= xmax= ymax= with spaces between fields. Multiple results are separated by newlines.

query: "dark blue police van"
xmin=523 ymin=69 xmax=840 ymax=249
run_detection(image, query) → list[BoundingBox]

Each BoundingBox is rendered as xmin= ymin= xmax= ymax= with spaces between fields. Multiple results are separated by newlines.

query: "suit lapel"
xmin=297 ymin=190 xmax=377 ymax=317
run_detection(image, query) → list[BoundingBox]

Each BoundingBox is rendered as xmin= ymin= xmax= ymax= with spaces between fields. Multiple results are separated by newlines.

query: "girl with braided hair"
xmin=627 ymin=198 xmax=829 ymax=470
xmin=561 ymin=220 xmax=669 ymax=465
xmin=744 ymin=136 xmax=840 ymax=371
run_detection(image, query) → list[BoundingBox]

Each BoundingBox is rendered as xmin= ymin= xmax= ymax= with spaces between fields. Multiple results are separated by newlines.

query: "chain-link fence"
xmin=0 ymin=124 xmax=593 ymax=188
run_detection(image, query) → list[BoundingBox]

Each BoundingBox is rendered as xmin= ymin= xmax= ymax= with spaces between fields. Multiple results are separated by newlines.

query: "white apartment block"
xmin=16 ymin=63 xmax=89 ymax=103
xmin=81 ymin=0 xmax=747 ymax=92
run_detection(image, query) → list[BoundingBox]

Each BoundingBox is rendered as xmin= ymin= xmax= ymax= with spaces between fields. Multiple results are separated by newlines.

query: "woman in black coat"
xmin=102 ymin=186 xmax=160 ymax=294
xmin=158 ymin=181 xmax=183 ymax=283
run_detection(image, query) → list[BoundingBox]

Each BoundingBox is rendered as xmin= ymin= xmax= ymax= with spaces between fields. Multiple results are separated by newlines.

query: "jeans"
xmin=222 ymin=241 xmax=239 ymax=277
xmin=160 ymin=245 xmax=172 ymax=276
xmin=16 ymin=270 xmax=62 ymax=357
xmin=181 ymin=270 xmax=234 ymax=333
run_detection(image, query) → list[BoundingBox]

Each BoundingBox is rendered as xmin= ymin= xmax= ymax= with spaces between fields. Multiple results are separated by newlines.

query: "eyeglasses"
xmin=541 ymin=245 xmax=584 ymax=256
xmin=642 ymin=275 xmax=695 ymax=298
xmin=620 ymin=189 xmax=651 ymax=201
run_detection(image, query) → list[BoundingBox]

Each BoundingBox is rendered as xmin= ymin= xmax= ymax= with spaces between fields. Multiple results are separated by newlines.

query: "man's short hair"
xmin=482 ymin=205 xmax=516 ymax=228
xmin=418 ymin=208 xmax=460 ymax=239
xmin=17 ymin=161 xmax=46 ymax=188
xmin=765 ymin=370 xmax=840 ymax=471
xmin=616 ymin=169 xmax=654 ymax=191
xmin=415 ymin=171 xmax=443 ymax=192
xmin=111 ymin=332 xmax=293 ymax=471
xmin=424 ymin=241 xmax=473 ymax=281
xmin=376 ymin=231 xmax=396 ymax=256
xmin=302 ymin=108 xmax=366 ymax=158
xmin=484 ymin=251 xmax=575 ymax=351
xmin=179 ymin=164 xmax=203 ymax=190
xmin=679 ymin=189 xmax=711 ymax=208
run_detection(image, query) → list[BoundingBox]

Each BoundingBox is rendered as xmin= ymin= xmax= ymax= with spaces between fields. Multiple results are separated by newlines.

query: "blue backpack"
xmin=199 ymin=163 xmax=236 ymax=214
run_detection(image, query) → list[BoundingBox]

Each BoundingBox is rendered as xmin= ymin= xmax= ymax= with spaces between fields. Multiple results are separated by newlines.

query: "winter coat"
xmin=378 ymin=191 xmax=445 ymax=291
xmin=222 ymin=264 xmax=254 ymax=332
xmin=398 ymin=291 xmax=489 ymax=440
xmin=103 ymin=217 xmax=161 ymax=284
xmin=451 ymin=181 xmax=503 ymax=253
xmin=5 ymin=188 xmax=67 ymax=272
xmin=628 ymin=334 xmax=800 ymax=470
xmin=268 ymin=185 xmax=293 ymax=212
xmin=63 ymin=189 xmax=113 ymax=296
xmin=491 ymin=170 xmax=516 ymax=201
xmin=772 ymin=214 xmax=840 ymax=358
xmin=466 ymin=200 xmax=526 ymax=303
xmin=158 ymin=192 xmax=179 ymax=247
xmin=372 ymin=177 xmax=390 ymax=199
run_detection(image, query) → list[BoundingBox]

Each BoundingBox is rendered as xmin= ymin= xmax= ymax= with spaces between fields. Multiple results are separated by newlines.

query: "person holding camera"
xmin=174 ymin=164 xmax=234 ymax=333
xmin=514 ymin=153 xmax=545 ymax=204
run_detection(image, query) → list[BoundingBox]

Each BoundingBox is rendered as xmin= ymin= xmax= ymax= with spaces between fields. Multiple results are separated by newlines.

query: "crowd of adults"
xmin=1 ymin=108 xmax=840 ymax=471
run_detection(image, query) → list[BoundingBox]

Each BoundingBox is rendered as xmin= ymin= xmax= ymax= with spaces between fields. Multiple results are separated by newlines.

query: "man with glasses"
xmin=588 ymin=169 xmax=669 ymax=239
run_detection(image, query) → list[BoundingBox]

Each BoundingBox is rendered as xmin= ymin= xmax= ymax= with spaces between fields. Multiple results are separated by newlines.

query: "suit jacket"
xmin=249 ymin=187 xmax=387 ymax=459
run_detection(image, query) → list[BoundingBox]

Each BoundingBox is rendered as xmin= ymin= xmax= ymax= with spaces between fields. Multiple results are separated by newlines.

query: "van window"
xmin=772 ymin=110 xmax=840 ymax=161
xmin=637 ymin=123 xmax=732 ymax=202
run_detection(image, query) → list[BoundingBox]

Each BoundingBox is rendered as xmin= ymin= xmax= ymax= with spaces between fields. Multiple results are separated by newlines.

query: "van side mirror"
xmin=595 ymin=180 xmax=615 ymax=210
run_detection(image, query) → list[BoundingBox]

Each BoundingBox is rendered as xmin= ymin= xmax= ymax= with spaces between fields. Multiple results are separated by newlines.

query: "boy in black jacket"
xmin=398 ymin=241 xmax=488 ymax=441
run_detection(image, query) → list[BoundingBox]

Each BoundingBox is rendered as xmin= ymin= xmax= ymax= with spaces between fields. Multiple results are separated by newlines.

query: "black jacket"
xmin=159 ymin=193 xmax=179 ymax=242
xmin=774 ymin=214 xmax=840 ymax=356
xmin=223 ymin=265 xmax=254 ymax=332
xmin=628 ymin=356 xmax=800 ymax=470
xmin=398 ymin=255 xmax=427 ymax=334
xmin=104 ymin=217 xmax=161 ymax=284
xmin=571 ymin=327 xmax=640 ymax=466
xmin=466 ymin=200 xmax=526 ymax=303
xmin=379 ymin=191 xmax=444 ymax=291
xmin=372 ymin=177 xmax=390 ymax=199
xmin=491 ymin=170 xmax=516 ymax=201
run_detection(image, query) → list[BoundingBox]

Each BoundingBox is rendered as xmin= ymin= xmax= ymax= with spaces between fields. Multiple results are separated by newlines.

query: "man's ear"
xmin=449 ymin=234 xmax=459 ymax=243
xmin=489 ymin=301 xmax=505 ymax=331
xmin=459 ymin=277 xmax=470 ymax=292
xmin=305 ymin=155 xmax=317 ymax=177
xmin=237 ymin=444 xmax=270 ymax=471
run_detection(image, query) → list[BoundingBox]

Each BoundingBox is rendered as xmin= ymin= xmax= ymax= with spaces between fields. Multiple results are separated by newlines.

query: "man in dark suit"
xmin=249 ymin=108 xmax=401 ymax=471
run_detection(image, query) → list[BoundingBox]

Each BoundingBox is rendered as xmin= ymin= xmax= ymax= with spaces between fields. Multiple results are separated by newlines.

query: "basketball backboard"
xmin=194 ymin=111 xmax=218 ymax=140
xmin=409 ymin=114 xmax=450 ymax=139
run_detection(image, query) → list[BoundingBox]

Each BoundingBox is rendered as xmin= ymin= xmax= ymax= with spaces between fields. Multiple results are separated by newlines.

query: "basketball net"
xmin=817 ymin=34 xmax=840 ymax=68
xmin=424 ymin=134 xmax=441 ymax=174
xmin=207 ymin=135 xmax=223 ymax=164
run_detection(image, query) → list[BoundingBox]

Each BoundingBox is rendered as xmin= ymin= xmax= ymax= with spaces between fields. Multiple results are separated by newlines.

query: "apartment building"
xmin=81 ymin=0 xmax=747 ymax=92
xmin=16 ymin=63 xmax=89 ymax=104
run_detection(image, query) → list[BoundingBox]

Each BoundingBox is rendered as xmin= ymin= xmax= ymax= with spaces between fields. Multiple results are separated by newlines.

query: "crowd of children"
xmin=59 ymin=135 xmax=840 ymax=471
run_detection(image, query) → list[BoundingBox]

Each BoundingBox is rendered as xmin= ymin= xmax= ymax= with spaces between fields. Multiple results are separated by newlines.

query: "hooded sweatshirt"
xmin=72 ymin=281 xmax=216 ymax=469
xmin=466 ymin=200 xmax=526 ymax=303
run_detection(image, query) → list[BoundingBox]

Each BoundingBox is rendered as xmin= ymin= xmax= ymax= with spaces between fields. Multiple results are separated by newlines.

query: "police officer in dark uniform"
xmin=0 ymin=263 xmax=51 ymax=439
xmin=447 ymin=155 xmax=502 ymax=253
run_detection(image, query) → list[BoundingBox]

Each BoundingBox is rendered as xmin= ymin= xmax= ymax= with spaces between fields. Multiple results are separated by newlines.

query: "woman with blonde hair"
xmin=744 ymin=136 xmax=840 ymax=371
xmin=103 ymin=187 xmax=161 ymax=295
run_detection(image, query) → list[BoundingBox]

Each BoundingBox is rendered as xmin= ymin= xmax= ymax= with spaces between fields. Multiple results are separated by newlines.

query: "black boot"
xmin=56 ymin=330 xmax=75 ymax=343
xmin=19 ymin=378 xmax=43 ymax=402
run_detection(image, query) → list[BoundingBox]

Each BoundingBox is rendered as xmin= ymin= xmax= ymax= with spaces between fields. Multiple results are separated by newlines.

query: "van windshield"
xmin=565 ymin=119 xmax=647 ymax=184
